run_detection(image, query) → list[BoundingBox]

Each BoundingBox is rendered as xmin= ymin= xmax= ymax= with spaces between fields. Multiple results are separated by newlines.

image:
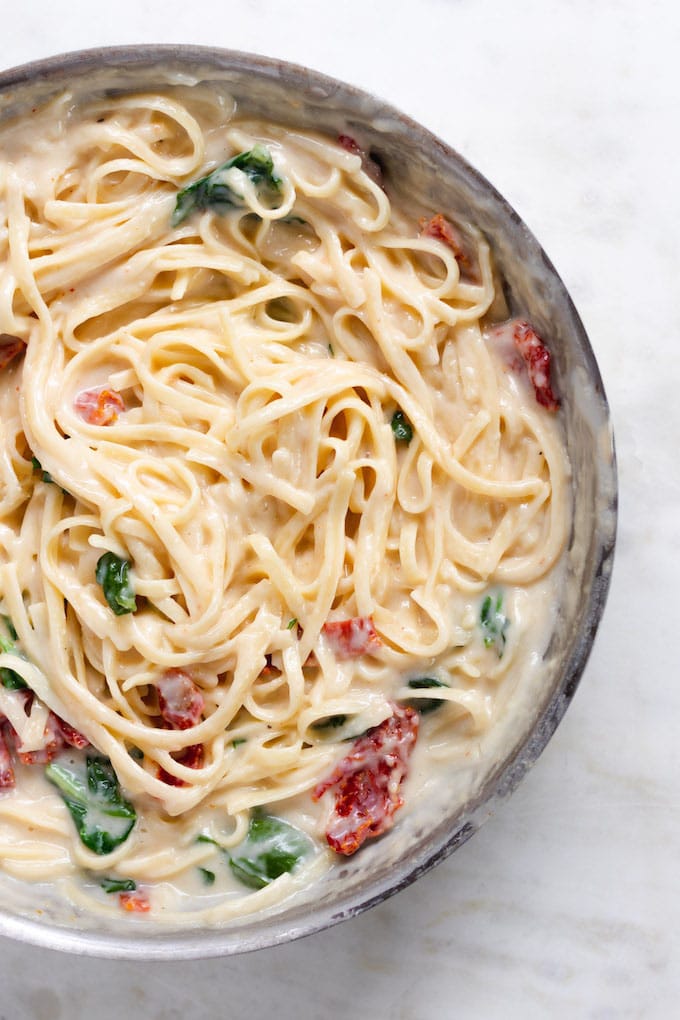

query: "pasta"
xmin=0 ymin=83 xmax=569 ymax=923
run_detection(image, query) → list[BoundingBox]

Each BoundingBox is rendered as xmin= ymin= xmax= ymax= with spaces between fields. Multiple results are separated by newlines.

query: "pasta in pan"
xmin=0 ymin=84 xmax=569 ymax=922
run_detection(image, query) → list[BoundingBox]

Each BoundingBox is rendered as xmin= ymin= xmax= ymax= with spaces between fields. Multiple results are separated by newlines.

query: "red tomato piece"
xmin=0 ymin=727 xmax=15 ymax=788
xmin=119 ymin=890 xmax=150 ymax=913
xmin=0 ymin=699 xmax=87 ymax=771
xmin=157 ymin=743 xmax=204 ymax=787
xmin=418 ymin=212 xmax=475 ymax=278
xmin=338 ymin=133 xmax=362 ymax=158
xmin=338 ymin=134 xmax=384 ymax=189
xmin=313 ymin=703 xmax=419 ymax=855
xmin=512 ymin=320 xmax=560 ymax=411
xmin=322 ymin=617 xmax=382 ymax=660
xmin=260 ymin=653 xmax=280 ymax=678
xmin=74 ymin=387 xmax=125 ymax=426
xmin=419 ymin=212 xmax=462 ymax=252
xmin=0 ymin=334 xmax=26 ymax=371
xmin=53 ymin=714 xmax=90 ymax=749
xmin=15 ymin=711 xmax=67 ymax=765
xmin=156 ymin=668 xmax=205 ymax=730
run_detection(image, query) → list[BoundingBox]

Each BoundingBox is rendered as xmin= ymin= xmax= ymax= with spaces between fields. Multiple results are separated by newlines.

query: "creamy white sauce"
xmin=0 ymin=81 xmax=571 ymax=930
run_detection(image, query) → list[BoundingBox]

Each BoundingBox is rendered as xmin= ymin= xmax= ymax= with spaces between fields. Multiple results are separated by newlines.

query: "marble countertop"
xmin=1 ymin=2 xmax=677 ymax=1017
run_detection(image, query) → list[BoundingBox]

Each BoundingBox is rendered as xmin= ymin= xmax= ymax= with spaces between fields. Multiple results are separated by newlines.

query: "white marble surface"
xmin=1 ymin=2 xmax=677 ymax=1017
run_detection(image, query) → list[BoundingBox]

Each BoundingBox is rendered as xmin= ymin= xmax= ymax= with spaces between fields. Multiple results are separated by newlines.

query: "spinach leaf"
xmin=100 ymin=876 xmax=136 ymax=894
xmin=406 ymin=677 xmax=449 ymax=714
xmin=0 ymin=620 xmax=28 ymax=691
xmin=229 ymin=812 xmax=312 ymax=890
xmin=173 ymin=144 xmax=281 ymax=226
xmin=95 ymin=552 xmax=137 ymax=616
xmin=31 ymin=456 xmax=54 ymax=484
xmin=2 ymin=615 xmax=17 ymax=641
xmin=45 ymin=756 xmax=137 ymax=855
xmin=391 ymin=409 xmax=413 ymax=444
xmin=198 ymin=867 xmax=216 ymax=886
xmin=311 ymin=713 xmax=348 ymax=731
xmin=480 ymin=591 xmax=509 ymax=658
xmin=310 ymin=714 xmax=372 ymax=742
xmin=196 ymin=833 xmax=222 ymax=848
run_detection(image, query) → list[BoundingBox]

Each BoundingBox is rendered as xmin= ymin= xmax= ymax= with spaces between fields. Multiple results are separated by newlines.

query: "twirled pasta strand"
xmin=0 ymin=87 xmax=569 ymax=920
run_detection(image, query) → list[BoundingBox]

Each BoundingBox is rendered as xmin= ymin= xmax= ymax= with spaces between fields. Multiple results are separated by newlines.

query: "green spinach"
xmin=173 ymin=144 xmax=282 ymax=226
xmin=100 ymin=877 xmax=136 ymax=894
xmin=406 ymin=677 xmax=449 ymax=714
xmin=0 ymin=617 xmax=27 ymax=690
xmin=391 ymin=409 xmax=413 ymax=444
xmin=46 ymin=756 xmax=137 ymax=855
xmin=228 ymin=812 xmax=312 ymax=890
xmin=480 ymin=591 xmax=509 ymax=658
xmin=95 ymin=552 xmax=137 ymax=616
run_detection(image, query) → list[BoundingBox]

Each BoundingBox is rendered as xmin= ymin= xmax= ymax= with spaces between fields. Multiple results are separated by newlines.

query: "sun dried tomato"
xmin=14 ymin=711 xmax=67 ymax=765
xmin=1 ymin=703 xmax=89 ymax=767
xmin=0 ymin=334 xmax=26 ymax=372
xmin=419 ymin=213 xmax=476 ymax=278
xmin=119 ymin=890 xmax=151 ymax=913
xmin=157 ymin=743 xmax=204 ymax=787
xmin=512 ymin=320 xmax=560 ymax=411
xmin=0 ymin=727 xmax=15 ymax=788
xmin=313 ymin=703 xmax=419 ymax=855
xmin=53 ymin=714 xmax=89 ymax=749
xmin=322 ymin=617 xmax=382 ymax=660
xmin=156 ymin=668 xmax=205 ymax=730
xmin=74 ymin=387 xmax=125 ymax=426
xmin=338 ymin=134 xmax=385 ymax=189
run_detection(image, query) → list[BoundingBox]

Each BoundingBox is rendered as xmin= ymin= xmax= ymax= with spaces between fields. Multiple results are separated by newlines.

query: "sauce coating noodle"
xmin=0 ymin=85 xmax=569 ymax=922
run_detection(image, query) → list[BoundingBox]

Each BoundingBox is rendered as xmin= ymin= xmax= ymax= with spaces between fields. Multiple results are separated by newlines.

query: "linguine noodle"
xmin=0 ymin=85 xmax=569 ymax=922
